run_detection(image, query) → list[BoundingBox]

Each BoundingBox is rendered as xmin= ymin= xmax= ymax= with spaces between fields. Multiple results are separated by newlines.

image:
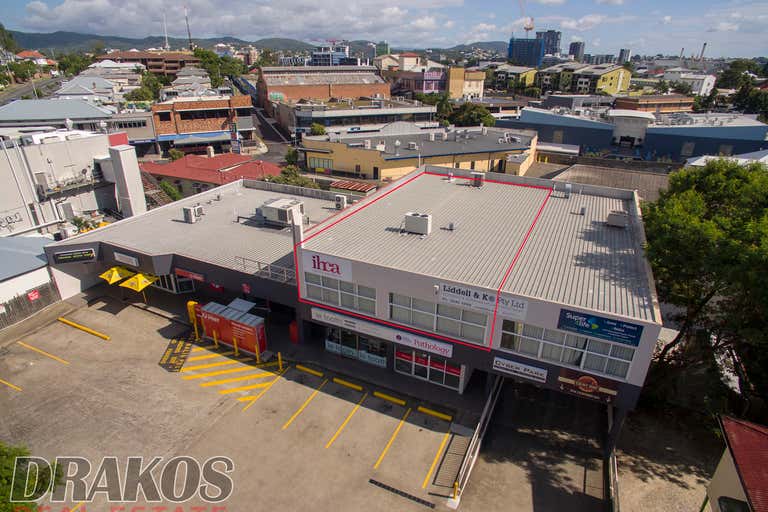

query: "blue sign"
xmin=557 ymin=309 xmax=643 ymax=346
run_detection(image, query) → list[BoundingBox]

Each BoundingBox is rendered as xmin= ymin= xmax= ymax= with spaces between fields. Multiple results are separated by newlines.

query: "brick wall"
xmin=260 ymin=83 xmax=391 ymax=114
xmin=152 ymin=96 xmax=254 ymax=136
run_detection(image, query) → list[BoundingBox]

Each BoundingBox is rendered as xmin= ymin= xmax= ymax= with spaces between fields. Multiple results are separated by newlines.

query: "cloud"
xmin=595 ymin=0 xmax=624 ymax=4
xmin=708 ymin=21 xmax=739 ymax=32
xmin=410 ymin=16 xmax=438 ymax=31
xmin=444 ymin=20 xmax=455 ymax=28
xmin=561 ymin=14 xmax=606 ymax=31
xmin=463 ymin=22 xmax=498 ymax=42
xmin=569 ymin=35 xmax=584 ymax=42
xmin=531 ymin=0 xmax=566 ymax=4
xmin=662 ymin=15 xmax=672 ymax=24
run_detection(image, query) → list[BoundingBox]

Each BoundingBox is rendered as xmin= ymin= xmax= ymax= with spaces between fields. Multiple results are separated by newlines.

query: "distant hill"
xmin=447 ymin=41 xmax=508 ymax=55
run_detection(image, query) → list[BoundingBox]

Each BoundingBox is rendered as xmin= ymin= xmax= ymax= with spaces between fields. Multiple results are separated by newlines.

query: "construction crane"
xmin=518 ymin=0 xmax=535 ymax=37
xmin=184 ymin=6 xmax=193 ymax=51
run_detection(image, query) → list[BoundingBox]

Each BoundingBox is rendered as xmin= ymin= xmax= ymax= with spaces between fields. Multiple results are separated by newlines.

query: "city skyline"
xmin=2 ymin=0 xmax=768 ymax=57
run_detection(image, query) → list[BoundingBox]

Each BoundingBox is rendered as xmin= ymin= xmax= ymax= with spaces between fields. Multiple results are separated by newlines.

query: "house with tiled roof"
xmin=140 ymin=153 xmax=281 ymax=197
xmin=707 ymin=416 xmax=768 ymax=512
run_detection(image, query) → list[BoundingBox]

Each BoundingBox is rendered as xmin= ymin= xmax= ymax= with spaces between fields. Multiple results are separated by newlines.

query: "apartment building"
xmin=614 ymin=95 xmax=695 ymax=113
xmin=571 ymin=64 xmax=631 ymax=95
xmin=96 ymin=51 xmax=201 ymax=77
xmin=493 ymin=65 xmax=537 ymax=90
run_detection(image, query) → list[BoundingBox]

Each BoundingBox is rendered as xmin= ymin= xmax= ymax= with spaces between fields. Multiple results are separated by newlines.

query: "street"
xmin=0 ymin=75 xmax=64 ymax=105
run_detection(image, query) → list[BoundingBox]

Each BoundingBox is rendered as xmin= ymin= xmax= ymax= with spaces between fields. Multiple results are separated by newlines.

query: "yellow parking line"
xmin=199 ymin=371 xmax=274 ymax=387
xmin=17 ymin=341 xmax=70 ymax=365
xmin=333 ymin=377 xmax=363 ymax=391
xmin=282 ymin=379 xmax=328 ymax=430
xmin=0 ymin=378 xmax=22 ymax=392
xmin=70 ymin=502 xmax=85 ymax=512
xmin=295 ymin=364 xmax=323 ymax=378
xmin=373 ymin=390 xmax=406 ymax=406
xmin=218 ymin=381 xmax=273 ymax=394
xmin=243 ymin=370 xmax=287 ymax=412
xmin=325 ymin=392 xmax=368 ymax=449
xmin=187 ymin=350 xmax=234 ymax=362
xmin=191 ymin=345 xmax=214 ymax=353
xmin=374 ymin=408 xmax=411 ymax=469
xmin=180 ymin=359 xmax=248 ymax=372
xmin=417 ymin=406 xmax=453 ymax=422
xmin=422 ymin=431 xmax=451 ymax=489
xmin=182 ymin=366 xmax=254 ymax=380
xmin=237 ymin=396 xmax=258 ymax=402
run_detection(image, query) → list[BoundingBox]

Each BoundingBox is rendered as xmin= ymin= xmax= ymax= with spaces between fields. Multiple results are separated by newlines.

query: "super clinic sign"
xmin=438 ymin=282 xmax=528 ymax=321
xmin=311 ymin=307 xmax=453 ymax=358
xmin=301 ymin=251 xmax=353 ymax=281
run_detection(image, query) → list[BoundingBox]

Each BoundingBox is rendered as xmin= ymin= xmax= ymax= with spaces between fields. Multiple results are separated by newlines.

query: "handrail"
xmin=234 ymin=256 xmax=296 ymax=284
xmin=452 ymin=374 xmax=504 ymax=503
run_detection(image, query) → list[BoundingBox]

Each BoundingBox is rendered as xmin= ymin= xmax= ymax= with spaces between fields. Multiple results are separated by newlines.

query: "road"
xmin=0 ymin=76 xmax=64 ymax=105
xmin=250 ymin=106 xmax=292 ymax=164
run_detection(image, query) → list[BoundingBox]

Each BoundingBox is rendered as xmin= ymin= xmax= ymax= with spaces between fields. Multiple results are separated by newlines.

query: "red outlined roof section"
xmin=140 ymin=155 xmax=280 ymax=185
xmin=721 ymin=416 xmax=768 ymax=512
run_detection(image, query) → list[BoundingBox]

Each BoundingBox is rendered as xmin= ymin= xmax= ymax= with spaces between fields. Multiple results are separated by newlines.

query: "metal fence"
xmin=0 ymin=280 xmax=61 ymax=330
xmin=242 ymin=179 xmax=341 ymax=201
xmin=234 ymin=256 xmax=296 ymax=284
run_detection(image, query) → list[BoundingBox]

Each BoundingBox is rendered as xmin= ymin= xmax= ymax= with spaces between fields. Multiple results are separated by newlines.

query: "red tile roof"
xmin=400 ymin=52 xmax=421 ymax=57
xmin=141 ymin=154 xmax=281 ymax=185
xmin=721 ymin=416 xmax=768 ymax=512
xmin=16 ymin=50 xmax=45 ymax=59
xmin=330 ymin=180 xmax=377 ymax=193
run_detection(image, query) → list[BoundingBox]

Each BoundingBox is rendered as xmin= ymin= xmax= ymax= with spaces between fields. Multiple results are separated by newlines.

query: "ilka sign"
xmin=438 ymin=282 xmax=528 ymax=320
xmin=301 ymin=251 xmax=353 ymax=281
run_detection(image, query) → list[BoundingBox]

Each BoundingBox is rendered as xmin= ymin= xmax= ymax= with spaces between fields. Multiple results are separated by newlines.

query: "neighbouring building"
xmin=508 ymin=37 xmax=545 ymax=68
xmin=310 ymin=44 xmax=361 ymax=66
xmin=96 ymin=51 xmax=201 ymax=77
xmin=393 ymin=67 xmax=485 ymax=100
xmin=536 ymin=30 xmax=562 ymax=56
xmin=151 ymin=95 xmax=256 ymax=155
xmin=300 ymin=121 xmax=537 ymax=180
xmin=662 ymin=68 xmax=717 ymax=96
xmin=614 ymin=94 xmax=695 ymax=113
xmin=686 ymin=148 xmax=768 ymax=167
xmin=571 ymin=64 xmax=631 ymax=95
xmin=271 ymin=97 xmax=437 ymax=137
xmin=537 ymin=62 xmax=591 ymax=94
xmin=493 ymin=65 xmax=537 ymax=91
xmin=53 ymin=76 xmax=119 ymax=105
xmin=569 ymin=42 xmax=585 ymax=62
xmin=81 ymin=60 xmax=145 ymax=94
xmin=374 ymin=53 xmax=444 ymax=72
xmin=107 ymin=110 xmax=157 ymax=156
xmin=0 ymin=99 xmax=113 ymax=130
xmin=16 ymin=50 xmax=57 ymax=68
xmin=257 ymin=66 xmax=390 ymax=116
xmin=140 ymin=153 xmax=281 ymax=196
xmin=540 ymin=94 xmax=614 ymax=111
xmin=706 ymin=416 xmax=768 ymax=512
xmin=618 ymin=49 xmax=632 ymax=64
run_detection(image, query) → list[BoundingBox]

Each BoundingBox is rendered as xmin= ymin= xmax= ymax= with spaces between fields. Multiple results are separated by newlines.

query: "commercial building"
xmin=0 ymin=99 xmax=112 ymax=130
xmin=686 ymin=148 xmax=768 ymax=168
xmin=540 ymin=94 xmax=615 ymax=111
xmin=618 ymin=49 xmax=632 ymax=64
xmin=569 ymin=42 xmax=585 ymax=62
xmin=140 ymin=153 xmax=280 ymax=196
xmin=271 ymin=97 xmax=437 ymax=137
xmin=300 ymin=121 xmax=537 ymax=180
xmin=257 ymin=66 xmax=390 ymax=116
xmin=706 ymin=416 xmax=768 ymax=512
xmin=0 ymin=129 xmax=145 ymax=237
xmin=614 ymin=94 xmax=694 ymax=113
xmin=107 ymin=110 xmax=157 ymax=154
xmin=662 ymin=68 xmax=717 ymax=96
xmin=81 ymin=60 xmax=145 ymax=94
xmin=374 ymin=53 xmax=444 ymax=72
xmin=493 ymin=65 xmax=537 ymax=91
xmin=536 ymin=30 xmax=562 ymax=56
xmin=151 ymin=95 xmax=256 ymax=155
xmin=393 ymin=67 xmax=485 ymax=100
xmin=95 ymin=51 xmax=201 ymax=77
xmin=53 ymin=76 xmax=119 ymax=105
xmin=507 ymin=37 xmax=545 ymax=68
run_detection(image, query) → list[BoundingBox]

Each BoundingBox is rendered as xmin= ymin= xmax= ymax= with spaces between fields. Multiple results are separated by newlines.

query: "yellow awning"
xmin=99 ymin=266 xmax=135 ymax=285
xmin=119 ymin=272 xmax=158 ymax=292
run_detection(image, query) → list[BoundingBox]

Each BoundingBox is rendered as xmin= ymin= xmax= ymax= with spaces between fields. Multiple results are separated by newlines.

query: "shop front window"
xmin=388 ymin=293 xmax=487 ymax=345
xmin=305 ymin=272 xmax=376 ymax=314
xmin=324 ymin=328 xmax=387 ymax=368
xmin=394 ymin=348 xmax=462 ymax=391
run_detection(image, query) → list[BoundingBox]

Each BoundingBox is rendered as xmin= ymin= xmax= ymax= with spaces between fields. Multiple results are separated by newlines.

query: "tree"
xmin=159 ymin=180 xmax=183 ymax=201
xmin=193 ymin=48 xmax=245 ymax=88
xmin=168 ymin=148 xmax=184 ymax=161
xmin=523 ymin=86 xmax=541 ymax=98
xmin=9 ymin=61 xmax=37 ymax=82
xmin=654 ymin=80 xmax=670 ymax=94
xmin=57 ymin=53 xmax=93 ymax=76
xmin=732 ymin=85 xmax=768 ymax=122
xmin=622 ymin=61 xmax=636 ymax=73
xmin=1 ymin=441 xmax=61 ymax=512
xmin=0 ymin=23 xmax=19 ymax=53
xmin=123 ymin=87 xmax=154 ymax=102
xmin=694 ymin=88 xmax=719 ymax=111
xmin=448 ymin=103 xmax=495 ymax=127
xmin=123 ymin=71 xmax=165 ymax=101
xmin=266 ymin=165 xmax=319 ymax=188
xmin=671 ymin=81 xmax=693 ymax=95
xmin=255 ymin=49 xmax=277 ymax=67
xmin=309 ymin=123 xmax=326 ymax=136
xmin=285 ymin=147 xmax=299 ymax=166
xmin=716 ymin=59 xmax=759 ymax=89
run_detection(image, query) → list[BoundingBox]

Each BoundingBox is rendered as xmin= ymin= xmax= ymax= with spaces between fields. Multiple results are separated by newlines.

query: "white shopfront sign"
xmin=492 ymin=356 xmax=548 ymax=383
xmin=301 ymin=251 xmax=353 ymax=280
xmin=113 ymin=251 xmax=139 ymax=267
xmin=437 ymin=282 xmax=528 ymax=321
xmin=311 ymin=307 xmax=454 ymax=358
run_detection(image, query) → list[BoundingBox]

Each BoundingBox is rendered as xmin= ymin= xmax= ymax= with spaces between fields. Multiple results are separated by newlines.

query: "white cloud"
xmin=595 ymin=0 xmax=624 ymax=4
xmin=464 ymin=22 xmax=498 ymax=42
xmin=569 ymin=35 xmax=584 ymax=42
xmin=591 ymin=38 xmax=601 ymax=48
xmin=708 ymin=21 xmax=739 ymax=32
xmin=444 ymin=20 xmax=456 ymax=28
xmin=531 ymin=0 xmax=566 ymax=4
xmin=662 ymin=15 xmax=672 ymax=24
xmin=410 ymin=16 xmax=438 ymax=31
xmin=561 ymin=14 xmax=606 ymax=31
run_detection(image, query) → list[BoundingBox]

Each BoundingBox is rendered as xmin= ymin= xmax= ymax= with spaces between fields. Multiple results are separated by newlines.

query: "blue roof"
xmin=0 ymin=236 xmax=50 ymax=281
xmin=0 ymin=99 xmax=112 ymax=122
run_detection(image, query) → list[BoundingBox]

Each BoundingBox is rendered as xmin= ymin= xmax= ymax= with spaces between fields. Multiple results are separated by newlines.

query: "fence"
xmin=242 ymin=178 xmax=341 ymax=201
xmin=0 ymin=280 xmax=61 ymax=330
xmin=234 ymin=256 xmax=296 ymax=285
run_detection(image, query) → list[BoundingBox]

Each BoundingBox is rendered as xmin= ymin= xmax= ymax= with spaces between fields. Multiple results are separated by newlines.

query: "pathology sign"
xmin=557 ymin=309 xmax=643 ymax=347
xmin=438 ymin=282 xmax=527 ymax=320
xmin=301 ymin=251 xmax=353 ymax=280
xmin=311 ymin=307 xmax=453 ymax=358
xmin=492 ymin=357 xmax=548 ymax=384
xmin=52 ymin=248 xmax=96 ymax=264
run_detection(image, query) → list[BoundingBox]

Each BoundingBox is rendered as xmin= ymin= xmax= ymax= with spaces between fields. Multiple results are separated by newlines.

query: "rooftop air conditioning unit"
xmin=428 ymin=132 xmax=436 ymax=141
xmin=193 ymin=205 xmax=204 ymax=217
xmin=404 ymin=212 xmax=432 ymax=235
xmin=182 ymin=206 xmax=198 ymax=224
xmin=408 ymin=141 xmax=418 ymax=150
xmin=260 ymin=198 xmax=305 ymax=226
xmin=471 ymin=171 xmax=484 ymax=187
xmin=606 ymin=210 xmax=629 ymax=228
xmin=335 ymin=194 xmax=347 ymax=210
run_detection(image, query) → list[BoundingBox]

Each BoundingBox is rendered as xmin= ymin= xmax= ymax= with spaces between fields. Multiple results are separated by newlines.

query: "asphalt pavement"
xmin=0 ymin=76 xmax=64 ymax=105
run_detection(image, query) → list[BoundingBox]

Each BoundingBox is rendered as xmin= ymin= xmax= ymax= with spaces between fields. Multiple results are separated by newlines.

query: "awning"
xmin=157 ymin=131 xmax=232 ymax=143
xmin=119 ymin=272 xmax=158 ymax=292
xmin=99 ymin=266 xmax=135 ymax=285
xmin=174 ymin=133 xmax=233 ymax=146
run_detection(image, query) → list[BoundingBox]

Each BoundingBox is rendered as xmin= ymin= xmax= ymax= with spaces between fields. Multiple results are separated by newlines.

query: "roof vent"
xmin=471 ymin=171 xmax=484 ymax=187
xmin=428 ymin=132 xmax=436 ymax=141
xmin=364 ymin=139 xmax=371 ymax=149
xmin=606 ymin=210 xmax=629 ymax=228
xmin=404 ymin=212 xmax=432 ymax=235
xmin=408 ymin=141 xmax=418 ymax=150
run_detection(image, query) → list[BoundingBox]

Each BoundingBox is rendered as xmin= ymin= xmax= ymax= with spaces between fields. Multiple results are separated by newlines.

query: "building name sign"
xmin=557 ymin=309 xmax=643 ymax=347
xmin=175 ymin=268 xmax=205 ymax=282
xmin=52 ymin=248 xmax=96 ymax=264
xmin=113 ymin=251 xmax=139 ymax=267
xmin=311 ymin=307 xmax=453 ymax=358
xmin=438 ymin=282 xmax=528 ymax=321
xmin=301 ymin=251 xmax=353 ymax=280
xmin=492 ymin=357 xmax=548 ymax=383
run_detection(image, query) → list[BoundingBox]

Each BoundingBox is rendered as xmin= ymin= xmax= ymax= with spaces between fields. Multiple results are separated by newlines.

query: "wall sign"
xmin=242 ymin=283 xmax=252 ymax=295
xmin=27 ymin=289 xmax=40 ymax=301
xmin=557 ymin=309 xmax=643 ymax=347
xmin=53 ymin=248 xmax=96 ymax=264
xmin=113 ymin=251 xmax=139 ymax=267
xmin=438 ymin=282 xmax=528 ymax=320
xmin=311 ymin=307 xmax=453 ymax=358
xmin=492 ymin=357 xmax=547 ymax=383
xmin=301 ymin=251 xmax=353 ymax=280
xmin=557 ymin=368 xmax=619 ymax=403
xmin=175 ymin=268 xmax=205 ymax=282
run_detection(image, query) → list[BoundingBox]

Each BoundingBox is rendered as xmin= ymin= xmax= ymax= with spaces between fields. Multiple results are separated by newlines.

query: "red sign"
xmin=557 ymin=368 xmax=619 ymax=403
xmin=175 ymin=268 xmax=205 ymax=282
xmin=209 ymin=283 xmax=224 ymax=292
xmin=242 ymin=283 xmax=251 ymax=295
xmin=310 ymin=254 xmax=342 ymax=275
xmin=27 ymin=289 xmax=40 ymax=301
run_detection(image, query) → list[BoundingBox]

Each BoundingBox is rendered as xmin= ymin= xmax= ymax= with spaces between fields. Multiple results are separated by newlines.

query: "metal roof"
xmin=302 ymin=167 xmax=658 ymax=322
xmin=0 ymin=99 xmax=112 ymax=121
xmin=553 ymin=165 xmax=670 ymax=202
xmin=0 ymin=236 xmax=50 ymax=281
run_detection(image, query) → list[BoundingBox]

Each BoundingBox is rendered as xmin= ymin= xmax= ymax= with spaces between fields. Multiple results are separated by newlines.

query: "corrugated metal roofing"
xmin=0 ymin=236 xmax=50 ymax=281
xmin=721 ymin=416 xmax=768 ymax=512
xmin=0 ymin=99 xmax=112 ymax=121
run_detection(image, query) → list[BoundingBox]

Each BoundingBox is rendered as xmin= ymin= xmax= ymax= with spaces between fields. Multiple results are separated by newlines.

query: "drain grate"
xmin=368 ymin=479 xmax=435 ymax=509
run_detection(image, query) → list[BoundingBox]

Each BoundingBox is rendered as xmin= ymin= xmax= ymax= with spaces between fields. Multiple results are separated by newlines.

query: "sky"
xmin=3 ymin=0 xmax=768 ymax=57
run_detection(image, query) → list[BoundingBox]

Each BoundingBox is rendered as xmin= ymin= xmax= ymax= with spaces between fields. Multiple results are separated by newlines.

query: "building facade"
xmin=614 ymin=95 xmax=694 ymax=113
xmin=508 ymin=37 xmax=545 ymax=68
xmin=95 ymin=51 xmax=201 ymax=77
xmin=569 ymin=42 xmax=585 ymax=62
xmin=536 ymin=30 xmax=562 ymax=56
xmin=618 ymin=49 xmax=632 ymax=64
xmin=493 ymin=65 xmax=537 ymax=91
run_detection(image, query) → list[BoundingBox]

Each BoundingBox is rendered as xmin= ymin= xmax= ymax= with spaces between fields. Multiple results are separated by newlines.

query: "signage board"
xmin=27 ymin=289 xmax=40 ymax=302
xmin=242 ymin=283 xmax=251 ymax=295
xmin=557 ymin=368 xmax=619 ymax=404
xmin=175 ymin=268 xmax=205 ymax=282
xmin=311 ymin=307 xmax=453 ymax=358
xmin=53 ymin=248 xmax=96 ymax=264
xmin=301 ymin=251 xmax=353 ymax=281
xmin=492 ymin=357 xmax=547 ymax=383
xmin=438 ymin=282 xmax=528 ymax=320
xmin=113 ymin=251 xmax=139 ymax=267
xmin=557 ymin=309 xmax=643 ymax=346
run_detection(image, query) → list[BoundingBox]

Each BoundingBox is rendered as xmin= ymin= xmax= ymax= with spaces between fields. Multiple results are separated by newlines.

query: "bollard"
xmin=254 ymin=339 xmax=261 ymax=364
xmin=278 ymin=352 xmax=283 ymax=372
xmin=192 ymin=316 xmax=199 ymax=341
xmin=213 ymin=330 xmax=219 ymax=349
xmin=233 ymin=337 xmax=239 ymax=357
xmin=453 ymin=481 xmax=459 ymax=499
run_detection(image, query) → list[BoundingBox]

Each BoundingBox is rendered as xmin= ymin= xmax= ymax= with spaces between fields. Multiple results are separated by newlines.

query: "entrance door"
xmin=395 ymin=348 xmax=462 ymax=391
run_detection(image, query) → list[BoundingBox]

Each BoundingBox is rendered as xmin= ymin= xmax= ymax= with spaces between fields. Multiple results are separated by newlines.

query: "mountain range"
xmin=8 ymin=29 xmax=507 ymax=57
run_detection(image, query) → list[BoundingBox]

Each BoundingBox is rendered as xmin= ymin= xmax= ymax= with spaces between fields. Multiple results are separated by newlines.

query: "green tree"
xmin=57 ymin=53 xmax=93 ymax=76
xmin=448 ymin=103 xmax=495 ymax=127
xmin=716 ymin=59 xmax=759 ymax=89
xmin=671 ymin=81 xmax=693 ymax=95
xmin=309 ymin=123 xmax=326 ymax=136
xmin=654 ymin=80 xmax=670 ymax=94
xmin=0 ymin=24 xmax=18 ymax=52
xmin=124 ymin=71 xmax=166 ymax=101
xmin=694 ymin=88 xmax=719 ymax=111
xmin=266 ymin=165 xmax=319 ymax=188
xmin=168 ymin=148 xmax=185 ymax=161
xmin=523 ymin=86 xmax=541 ymax=98
xmin=1 ymin=441 xmax=61 ymax=512
xmin=9 ymin=61 xmax=37 ymax=82
xmin=732 ymin=85 xmax=768 ymax=121
xmin=255 ymin=48 xmax=277 ymax=68
xmin=622 ymin=61 xmax=636 ymax=73
xmin=159 ymin=180 xmax=183 ymax=200
xmin=193 ymin=48 xmax=245 ymax=88
xmin=285 ymin=146 xmax=299 ymax=165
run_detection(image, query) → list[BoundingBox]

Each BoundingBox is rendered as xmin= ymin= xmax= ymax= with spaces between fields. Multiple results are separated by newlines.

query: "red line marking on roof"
xmin=488 ymin=188 xmax=552 ymax=344
xmin=422 ymin=170 xmax=551 ymax=190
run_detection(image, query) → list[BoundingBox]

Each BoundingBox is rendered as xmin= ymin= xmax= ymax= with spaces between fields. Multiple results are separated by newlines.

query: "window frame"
xmin=388 ymin=293 xmax=487 ymax=345
xmin=305 ymin=272 xmax=376 ymax=314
